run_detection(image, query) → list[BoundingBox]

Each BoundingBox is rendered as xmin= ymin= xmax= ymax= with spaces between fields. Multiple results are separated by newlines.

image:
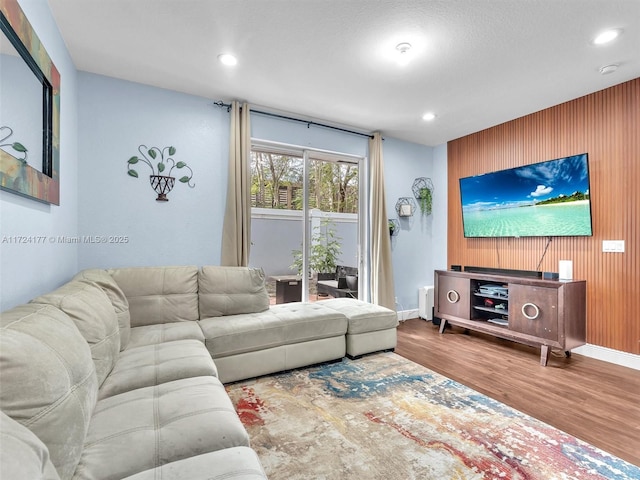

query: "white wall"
xmin=76 ymin=73 xmax=229 ymax=269
xmin=0 ymin=0 xmax=78 ymax=310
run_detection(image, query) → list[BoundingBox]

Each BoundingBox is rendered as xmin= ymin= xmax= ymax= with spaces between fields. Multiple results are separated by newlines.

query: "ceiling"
xmin=46 ymin=0 xmax=640 ymax=147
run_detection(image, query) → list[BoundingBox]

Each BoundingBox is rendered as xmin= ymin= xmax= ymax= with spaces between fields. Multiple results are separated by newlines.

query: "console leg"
xmin=438 ymin=320 xmax=447 ymax=334
xmin=540 ymin=345 xmax=551 ymax=366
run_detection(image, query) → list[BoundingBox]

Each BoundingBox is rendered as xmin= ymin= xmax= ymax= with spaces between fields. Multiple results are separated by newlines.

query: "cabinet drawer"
xmin=436 ymin=275 xmax=471 ymax=319
xmin=509 ymin=284 xmax=558 ymax=340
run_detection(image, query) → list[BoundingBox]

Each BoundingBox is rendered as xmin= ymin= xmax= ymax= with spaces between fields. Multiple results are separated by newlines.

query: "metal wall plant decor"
xmin=395 ymin=197 xmax=416 ymax=217
xmin=412 ymin=177 xmax=434 ymax=215
xmin=1 ymin=0 xmax=61 ymax=205
xmin=127 ymin=145 xmax=195 ymax=201
xmin=388 ymin=218 xmax=400 ymax=237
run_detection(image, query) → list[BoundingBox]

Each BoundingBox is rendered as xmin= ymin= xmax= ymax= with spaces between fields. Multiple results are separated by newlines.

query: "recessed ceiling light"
xmin=218 ymin=53 xmax=237 ymax=66
xmin=395 ymin=42 xmax=412 ymax=66
xmin=422 ymin=112 xmax=436 ymax=121
xmin=593 ymin=29 xmax=621 ymax=45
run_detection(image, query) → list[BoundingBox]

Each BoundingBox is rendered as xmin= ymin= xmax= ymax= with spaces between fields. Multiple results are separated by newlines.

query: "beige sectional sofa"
xmin=0 ymin=265 xmax=398 ymax=480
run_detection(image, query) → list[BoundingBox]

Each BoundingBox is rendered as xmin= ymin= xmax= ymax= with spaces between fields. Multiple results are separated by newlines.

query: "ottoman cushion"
xmin=316 ymin=298 xmax=398 ymax=333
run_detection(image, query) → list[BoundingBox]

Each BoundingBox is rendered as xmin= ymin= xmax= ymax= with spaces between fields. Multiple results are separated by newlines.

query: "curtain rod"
xmin=213 ymin=101 xmax=374 ymax=140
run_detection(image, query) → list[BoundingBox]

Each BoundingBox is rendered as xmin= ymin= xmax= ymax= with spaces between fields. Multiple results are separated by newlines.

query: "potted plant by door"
xmin=290 ymin=219 xmax=342 ymax=296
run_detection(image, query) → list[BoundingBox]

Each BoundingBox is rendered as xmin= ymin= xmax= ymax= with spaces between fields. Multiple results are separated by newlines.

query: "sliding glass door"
xmin=249 ymin=142 xmax=363 ymax=304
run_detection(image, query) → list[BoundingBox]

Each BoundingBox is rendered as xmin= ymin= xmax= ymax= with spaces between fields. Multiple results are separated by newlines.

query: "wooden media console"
xmin=434 ymin=270 xmax=586 ymax=366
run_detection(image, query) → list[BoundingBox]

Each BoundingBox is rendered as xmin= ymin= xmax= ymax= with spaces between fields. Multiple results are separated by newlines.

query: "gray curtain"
xmin=369 ymin=132 xmax=396 ymax=310
xmin=221 ymin=101 xmax=251 ymax=266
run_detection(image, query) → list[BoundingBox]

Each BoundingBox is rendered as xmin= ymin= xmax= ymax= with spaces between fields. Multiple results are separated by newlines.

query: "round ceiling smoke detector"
xmin=599 ymin=64 xmax=618 ymax=75
xmin=395 ymin=42 xmax=412 ymax=66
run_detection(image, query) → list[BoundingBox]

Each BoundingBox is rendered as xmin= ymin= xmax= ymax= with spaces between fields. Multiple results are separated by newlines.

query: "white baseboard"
xmin=572 ymin=344 xmax=640 ymax=371
xmin=397 ymin=309 xmax=419 ymax=322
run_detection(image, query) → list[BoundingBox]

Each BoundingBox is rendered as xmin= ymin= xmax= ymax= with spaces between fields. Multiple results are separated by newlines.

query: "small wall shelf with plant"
xmin=127 ymin=145 xmax=195 ymax=201
xmin=395 ymin=197 xmax=416 ymax=217
xmin=412 ymin=177 xmax=434 ymax=216
xmin=388 ymin=218 xmax=399 ymax=236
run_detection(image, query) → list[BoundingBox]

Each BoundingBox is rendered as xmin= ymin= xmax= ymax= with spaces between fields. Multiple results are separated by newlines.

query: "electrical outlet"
xmin=602 ymin=240 xmax=625 ymax=253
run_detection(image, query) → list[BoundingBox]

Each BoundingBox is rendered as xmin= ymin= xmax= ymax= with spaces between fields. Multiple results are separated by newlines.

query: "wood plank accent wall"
xmin=447 ymin=78 xmax=639 ymax=355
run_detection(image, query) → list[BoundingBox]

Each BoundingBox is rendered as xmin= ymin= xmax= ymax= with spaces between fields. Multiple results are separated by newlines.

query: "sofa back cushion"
xmin=0 ymin=411 xmax=61 ymax=480
xmin=32 ymin=281 xmax=120 ymax=386
xmin=0 ymin=303 xmax=98 ymax=480
xmin=109 ymin=266 xmax=199 ymax=326
xmin=73 ymin=268 xmax=131 ymax=350
xmin=198 ymin=266 xmax=269 ymax=318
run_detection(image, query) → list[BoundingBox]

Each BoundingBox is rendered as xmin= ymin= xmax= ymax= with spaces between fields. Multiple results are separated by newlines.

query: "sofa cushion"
xmin=121 ymin=447 xmax=267 ymax=480
xmin=315 ymin=297 xmax=399 ymax=334
xmin=31 ymin=280 xmax=120 ymax=386
xmin=97 ymin=340 xmax=218 ymax=400
xmin=0 ymin=303 xmax=98 ymax=480
xmin=198 ymin=266 xmax=269 ymax=317
xmin=127 ymin=322 xmax=205 ymax=349
xmin=199 ymin=302 xmax=348 ymax=358
xmin=72 ymin=376 xmax=249 ymax=480
xmin=74 ymin=268 xmax=131 ymax=350
xmin=109 ymin=266 xmax=199 ymax=327
xmin=0 ymin=411 xmax=61 ymax=480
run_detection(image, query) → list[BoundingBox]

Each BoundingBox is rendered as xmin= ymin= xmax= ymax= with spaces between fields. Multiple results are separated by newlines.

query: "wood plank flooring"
xmin=395 ymin=318 xmax=640 ymax=467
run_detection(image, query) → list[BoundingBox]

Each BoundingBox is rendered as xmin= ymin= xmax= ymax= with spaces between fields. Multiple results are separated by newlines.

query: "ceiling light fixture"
xmin=593 ymin=29 xmax=621 ymax=45
xmin=395 ymin=42 xmax=412 ymax=66
xmin=599 ymin=64 xmax=618 ymax=75
xmin=217 ymin=53 xmax=237 ymax=66
xmin=422 ymin=112 xmax=436 ymax=121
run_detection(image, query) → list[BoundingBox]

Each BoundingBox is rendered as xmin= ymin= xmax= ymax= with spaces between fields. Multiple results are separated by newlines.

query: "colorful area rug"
xmin=226 ymin=352 xmax=640 ymax=480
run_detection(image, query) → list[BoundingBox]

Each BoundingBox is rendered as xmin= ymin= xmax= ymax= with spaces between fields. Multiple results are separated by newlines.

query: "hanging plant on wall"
xmin=388 ymin=218 xmax=400 ymax=237
xmin=126 ymin=145 xmax=195 ymax=201
xmin=412 ymin=177 xmax=434 ymax=216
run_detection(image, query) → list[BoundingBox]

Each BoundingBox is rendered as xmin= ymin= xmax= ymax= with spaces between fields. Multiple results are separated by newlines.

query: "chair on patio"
xmin=317 ymin=266 xmax=358 ymax=298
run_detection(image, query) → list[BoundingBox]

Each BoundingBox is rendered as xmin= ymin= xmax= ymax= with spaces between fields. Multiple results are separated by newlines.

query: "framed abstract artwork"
xmin=0 ymin=0 xmax=60 ymax=204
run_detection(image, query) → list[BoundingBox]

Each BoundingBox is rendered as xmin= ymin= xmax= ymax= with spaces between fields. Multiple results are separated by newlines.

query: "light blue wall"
xmin=0 ymin=0 xmax=79 ymax=310
xmin=383 ymin=137 xmax=437 ymax=311
xmin=250 ymin=114 xmax=368 ymax=157
xmin=76 ymin=73 xmax=229 ymax=269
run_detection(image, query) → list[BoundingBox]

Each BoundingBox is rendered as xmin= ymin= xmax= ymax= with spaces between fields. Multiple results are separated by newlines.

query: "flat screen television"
xmin=459 ymin=153 xmax=593 ymax=238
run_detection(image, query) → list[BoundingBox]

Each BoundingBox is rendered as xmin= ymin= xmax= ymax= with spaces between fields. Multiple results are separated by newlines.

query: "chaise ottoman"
xmin=316 ymin=298 xmax=398 ymax=358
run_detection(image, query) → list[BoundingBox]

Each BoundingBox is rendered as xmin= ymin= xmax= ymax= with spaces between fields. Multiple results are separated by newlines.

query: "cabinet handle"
xmin=521 ymin=302 xmax=540 ymax=320
xmin=446 ymin=290 xmax=460 ymax=304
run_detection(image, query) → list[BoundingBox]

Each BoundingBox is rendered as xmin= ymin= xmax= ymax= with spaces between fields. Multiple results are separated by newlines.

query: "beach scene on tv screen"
xmin=460 ymin=154 xmax=592 ymax=237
